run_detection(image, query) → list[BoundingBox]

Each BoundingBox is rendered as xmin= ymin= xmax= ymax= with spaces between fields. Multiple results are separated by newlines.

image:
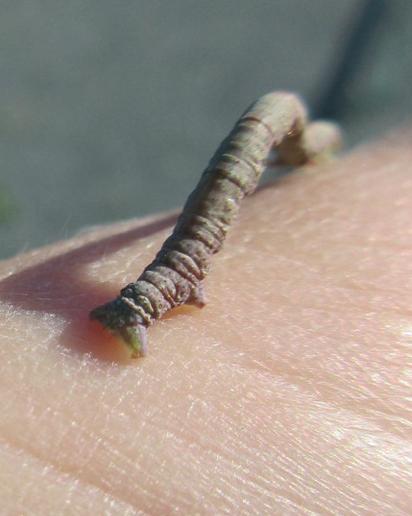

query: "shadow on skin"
xmin=0 ymin=214 xmax=177 ymax=363
xmin=0 ymin=174 xmax=290 ymax=364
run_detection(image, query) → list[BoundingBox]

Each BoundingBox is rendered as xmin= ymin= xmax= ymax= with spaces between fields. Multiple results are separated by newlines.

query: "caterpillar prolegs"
xmin=90 ymin=92 xmax=342 ymax=357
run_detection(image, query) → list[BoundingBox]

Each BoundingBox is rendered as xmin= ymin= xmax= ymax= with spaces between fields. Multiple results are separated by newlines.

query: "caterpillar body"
xmin=90 ymin=92 xmax=341 ymax=357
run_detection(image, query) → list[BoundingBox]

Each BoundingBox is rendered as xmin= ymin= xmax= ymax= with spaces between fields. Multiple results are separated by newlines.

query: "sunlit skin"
xmin=0 ymin=133 xmax=410 ymax=513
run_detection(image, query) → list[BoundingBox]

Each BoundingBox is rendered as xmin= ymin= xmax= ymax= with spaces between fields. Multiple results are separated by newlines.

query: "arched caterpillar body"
xmin=90 ymin=92 xmax=341 ymax=357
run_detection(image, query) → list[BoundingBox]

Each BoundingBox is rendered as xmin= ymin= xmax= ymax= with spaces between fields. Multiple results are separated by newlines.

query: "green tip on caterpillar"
xmin=118 ymin=324 xmax=148 ymax=358
xmin=90 ymin=299 xmax=148 ymax=358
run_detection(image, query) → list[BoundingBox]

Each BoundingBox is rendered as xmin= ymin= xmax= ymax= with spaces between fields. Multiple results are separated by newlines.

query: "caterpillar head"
xmin=90 ymin=297 xmax=148 ymax=358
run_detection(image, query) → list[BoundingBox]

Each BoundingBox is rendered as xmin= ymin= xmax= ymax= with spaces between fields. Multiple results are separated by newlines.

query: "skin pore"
xmin=0 ymin=132 xmax=410 ymax=514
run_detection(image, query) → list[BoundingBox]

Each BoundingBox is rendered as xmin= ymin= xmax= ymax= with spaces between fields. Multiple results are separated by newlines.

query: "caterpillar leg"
xmin=186 ymin=284 xmax=207 ymax=308
xmin=302 ymin=121 xmax=342 ymax=160
xmin=277 ymin=120 xmax=342 ymax=166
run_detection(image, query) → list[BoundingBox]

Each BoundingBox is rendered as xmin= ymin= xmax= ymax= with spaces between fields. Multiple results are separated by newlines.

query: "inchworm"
xmin=90 ymin=92 xmax=341 ymax=357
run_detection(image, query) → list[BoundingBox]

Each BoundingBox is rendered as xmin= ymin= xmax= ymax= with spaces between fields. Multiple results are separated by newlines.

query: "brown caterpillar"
xmin=90 ymin=92 xmax=342 ymax=357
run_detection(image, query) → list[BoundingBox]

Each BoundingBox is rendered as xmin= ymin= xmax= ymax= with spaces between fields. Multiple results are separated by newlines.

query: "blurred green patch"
xmin=0 ymin=187 xmax=17 ymax=223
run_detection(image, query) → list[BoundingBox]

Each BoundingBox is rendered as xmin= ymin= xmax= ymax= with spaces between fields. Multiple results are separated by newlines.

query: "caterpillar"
xmin=90 ymin=92 xmax=342 ymax=358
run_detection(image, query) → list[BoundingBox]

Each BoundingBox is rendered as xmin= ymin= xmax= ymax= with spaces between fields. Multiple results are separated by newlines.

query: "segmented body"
xmin=90 ymin=92 xmax=341 ymax=357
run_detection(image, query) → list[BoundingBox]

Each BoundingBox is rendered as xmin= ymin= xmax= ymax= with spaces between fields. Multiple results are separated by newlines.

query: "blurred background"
xmin=0 ymin=0 xmax=411 ymax=258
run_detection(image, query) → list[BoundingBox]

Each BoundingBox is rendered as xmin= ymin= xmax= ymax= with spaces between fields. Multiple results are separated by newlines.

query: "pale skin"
xmin=0 ymin=133 xmax=411 ymax=514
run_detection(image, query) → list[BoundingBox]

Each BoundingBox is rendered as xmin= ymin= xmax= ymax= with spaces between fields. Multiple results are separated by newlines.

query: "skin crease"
xmin=0 ymin=132 xmax=411 ymax=514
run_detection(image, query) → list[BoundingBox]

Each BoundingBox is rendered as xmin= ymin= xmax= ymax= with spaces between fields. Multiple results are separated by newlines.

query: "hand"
xmin=0 ymin=132 xmax=410 ymax=513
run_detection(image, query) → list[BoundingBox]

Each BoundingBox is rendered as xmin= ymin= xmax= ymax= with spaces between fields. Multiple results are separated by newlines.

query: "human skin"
xmin=0 ymin=132 xmax=410 ymax=514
